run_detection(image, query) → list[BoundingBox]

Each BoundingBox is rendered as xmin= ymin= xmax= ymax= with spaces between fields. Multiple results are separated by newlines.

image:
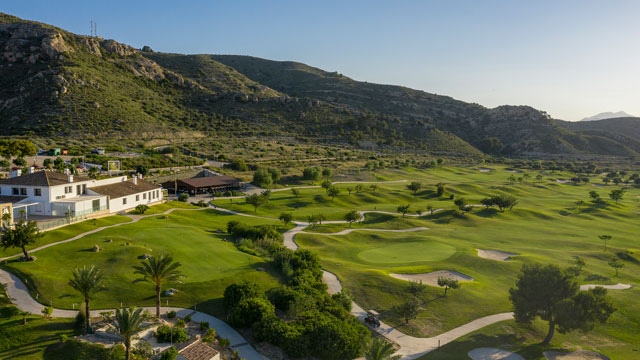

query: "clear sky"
xmin=4 ymin=0 xmax=639 ymax=121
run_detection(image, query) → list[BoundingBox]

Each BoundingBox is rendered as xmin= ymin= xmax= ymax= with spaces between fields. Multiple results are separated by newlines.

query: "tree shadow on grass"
xmin=426 ymin=210 xmax=457 ymax=224
xmin=475 ymin=208 xmax=500 ymax=218
xmin=617 ymin=251 xmax=639 ymax=264
xmin=583 ymin=274 xmax=610 ymax=282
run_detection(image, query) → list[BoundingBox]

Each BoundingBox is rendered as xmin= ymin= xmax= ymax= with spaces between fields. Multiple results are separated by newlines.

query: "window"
xmin=123 ymin=198 xmax=127 ymax=205
xmin=82 ymin=184 xmax=87 ymax=194
xmin=64 ymin=186 xmax=72 ymax=194
xmin=34 ymin=188 xmax=41 ymax=196
xmin=156 ymin=190 xmax=159 ymax=198
xmin=76 ymin=185 xmax=81 ymax=194
xmin=20 ymin=188 xmax=27 ymax=195
xmin=143 ymin=193 xmax=146 ymax=200
xmin=12 ymin=188 xmax=18 ymax=195
xmin=136 ymin=195 xmax=140 ymax=201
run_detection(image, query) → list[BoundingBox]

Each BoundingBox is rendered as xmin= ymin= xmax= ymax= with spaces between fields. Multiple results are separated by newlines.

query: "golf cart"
xmin=364 ymin=310 xmax=380 ymax=328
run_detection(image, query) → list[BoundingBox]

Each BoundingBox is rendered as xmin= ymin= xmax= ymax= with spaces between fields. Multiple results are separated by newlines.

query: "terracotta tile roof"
xmin=0 ymin=170 xmax=90 ymax=187
xmin=89 ymin=178 xmax=160 ymax=199
xmin=176 ymin=175 xmax=242 ymax=188
xmin=178 ymin=340 xmax=219 ymax=360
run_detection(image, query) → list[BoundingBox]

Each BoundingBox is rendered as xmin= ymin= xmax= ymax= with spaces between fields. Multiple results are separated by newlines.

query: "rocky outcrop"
xmin=0 ymin=22 xmax=71 ymax=63
xmin=100 ymin=39 xmax=137 ymax=56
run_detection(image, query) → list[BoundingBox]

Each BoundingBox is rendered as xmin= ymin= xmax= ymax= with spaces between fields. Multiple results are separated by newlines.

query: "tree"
xmin=567 ymin=257 xmax=586 ymax=277
xmin=135 ymin=165 xmax=149 ymax=176
xmin=436 ymin=183 xmax=445 ymax=197
xmin=406 ymin=181 xmax=422 ymax=194
xmin=364 ymin=338 xmax=401 ymax=360
xmin=13 ymin=157 xmax=27 ymax=167
xmin=344 ymin=210 xmax=363 ymax=228
xmin=69 ymin=265 xmax=106 ymax=334
xmin=279 ymin=212 xmax=293 ymax=226
xmin=355 ymin=184 xmax=364 ymax=193
xmin=223 ymin=281 xmax=262 ymax=310
xmin=307 ymin=214 xmax=319 ymax=229
xmin=88 ymin=167 xmax=99 ymax=178
xmin=229 ymin=159 xmax=248 ymax=171
xmin=135 ymin=204 xmax=150 ymax=214
xmin=609 ymin=189 xmax=625 ymax=204
xmin=316 ymin=214 xmax=326 ymax=224
xmin=396 ymin=204 xmax=410 ymax=217
xmin=0 ymin=220 xmax=42 ymax=260
xmin=41 ymin=306 xmax=53 ymax=320
xmin=291 ymin=188 xmax=300 ymax=198
xmin=322 ymin=168 xmax=332 ymax=179
xmin=406 ymin=280 xmax=426 ymax=298
xmin=327 ymin=186 xmax=340 ymax=200
xmin=321 ymin=179 xmax=332 ymax=193
xmin=177 ymin=193 xmax=189 ymax=202
xmin=369 ymin=184 xmax=377 ymax=192
xmin=598 ymin=235 xmax=612 ymax=252
xmin=109 ymin=307 xmax=148 ymax=360
xmin=575 ymin=200 xmax=586 ymax=211
xmin=426 ymin=203 xmax=434 ymax=215
xmin=437 ymin=277 xmax=459 ymax=296
xmin=454 ymin=198 xmax=468 ymax=213
xmin=302 ymin=167 xmax=321 ymax=183
xmin=253 ymin=168 xmax=273 ymax=188
xmin=133 ymin=254 xmax=185 ymax=318
xmin=20 ymin=311 xmax=30 ymax=325
xmin=246 ymin=193 xmax=267 ymax=212
xmin=509 ymin=264 xmax=615 ymax=344
xmin=268 ymin=168 xmax=281 ymax=184
xmin=346 ymin=187 xmax=353 ymax=196
xmin=394 ymin=295 xmax=420 ymax=324
xmin=608 ymin=257 xmax=624 ymax=276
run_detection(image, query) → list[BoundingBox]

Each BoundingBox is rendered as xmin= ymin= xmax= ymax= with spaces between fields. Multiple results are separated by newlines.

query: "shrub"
xmin=184 ymin=315 xmax=192 ymax=323
xmin=59 ymin=334 xmax=69 ymax=343
xmin=177 ymin=193 xmax=189 ymax=202
xmin=160 ymin=346 xmax=178 ymax=360
xmin=223 ymin=281 xmax=262 ymax=310
xmin=229 ymin=297 xmax=275 ymax=328
xmin=167 ymin=310 xmax=176 ymax=319
xmin=202 ymin=328 xmax=216 ymax=343
xmin=175 ymin=319 xmax=185 ymax=328
xmin=155 ymin=325 xmax=189 ymax=343
xmin=199 ymin=321 xmax=209 ymax=331
xmin=219 ymin=338 xmax=230 ymax=349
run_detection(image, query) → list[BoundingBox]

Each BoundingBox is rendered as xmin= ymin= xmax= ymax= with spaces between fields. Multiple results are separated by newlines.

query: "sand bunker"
xmin=506 ymin=169 xmax=523 ymax=173
xmin=478 ymin=167 xmax=495 ymax=172
xmin=390 ymin=270 xmax=474 ymax=287
xmin=555 ymin=179 xmax=570 ymax=184
xmin=580 ymin=283 xmax=631 ymax=291
xmin=468 ymin=347 xmax=524 ymax=360
xmin=544 ymin=350 xmax=610 ymax=360
xmin=477 ymin=249 xmax=518 ymax=261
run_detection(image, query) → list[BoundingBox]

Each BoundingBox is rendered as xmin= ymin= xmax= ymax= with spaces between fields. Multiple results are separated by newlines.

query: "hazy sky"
xmin=4 ymin=0 xmax=640 ymax=121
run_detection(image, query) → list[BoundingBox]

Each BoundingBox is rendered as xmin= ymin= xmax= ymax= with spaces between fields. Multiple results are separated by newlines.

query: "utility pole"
xmin=90 ymin=20 xmax=93 ymax=37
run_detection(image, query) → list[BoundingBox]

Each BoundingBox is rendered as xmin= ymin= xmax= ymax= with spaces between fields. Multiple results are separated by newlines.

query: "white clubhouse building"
xmin=0 ymin=168 xmax=163 ymax=221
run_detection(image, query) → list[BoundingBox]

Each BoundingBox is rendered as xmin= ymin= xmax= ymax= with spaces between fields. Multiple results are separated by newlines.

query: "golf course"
xmin=1 ymin=165 xmax=638 ymax=359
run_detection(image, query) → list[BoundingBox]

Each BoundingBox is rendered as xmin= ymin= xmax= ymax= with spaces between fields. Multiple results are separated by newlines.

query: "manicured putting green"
xmin=357 ymin=241 xmax=456 ymax=263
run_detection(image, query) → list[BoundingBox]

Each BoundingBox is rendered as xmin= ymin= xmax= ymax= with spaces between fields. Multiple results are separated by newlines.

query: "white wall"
xmin=107 ymin=188 xmax=163 ymax=213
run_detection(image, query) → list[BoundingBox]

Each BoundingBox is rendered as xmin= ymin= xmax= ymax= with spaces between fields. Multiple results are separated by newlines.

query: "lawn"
xmin=1 ymin=209 xmax=287 ymax=318
xmin=287 ymin=166 xmax=639 ymax=358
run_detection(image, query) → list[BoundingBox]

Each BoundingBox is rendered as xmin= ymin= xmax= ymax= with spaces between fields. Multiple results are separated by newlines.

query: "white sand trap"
xmin=390 ymin=270 xmax=474 ymax=287
xmin=478 ymin=167 xmax=495 ymax=172
xmin=506 ymin=169 xmax=522 ymax=173
xmin=555 ymin=179 xmax=570 ymax=184
xmin=580 ymin=283 xmax=631 ymax=291
xmin=477 ymin=249 xmax=518 ymax=261
xmin=544 ymin=350 xmax=610 ymax=360
xmin=592 ymin=184 xmax=607 ymax=187
xmin=468 ymin=347 xmax=525 ymax=360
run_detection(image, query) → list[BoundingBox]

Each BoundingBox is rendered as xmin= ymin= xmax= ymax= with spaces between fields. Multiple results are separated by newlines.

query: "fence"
xmin=36 ymin=215 xmax=89 ymax=231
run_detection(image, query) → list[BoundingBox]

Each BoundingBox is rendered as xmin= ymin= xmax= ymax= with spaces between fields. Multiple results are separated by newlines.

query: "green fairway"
xmin=358 ymin=240 xmax=456 ymax=264
xmin=1 ymin=209 xmax=286 ymax=318
xmin=289 ymin=166 xmax=640 ymax=358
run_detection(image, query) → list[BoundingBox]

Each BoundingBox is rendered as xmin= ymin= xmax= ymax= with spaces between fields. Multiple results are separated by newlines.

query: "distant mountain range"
xmin=1 ymin=12 xmax=640 ymax=159
xmin=580 ymin=111 xmax=635 ymax=122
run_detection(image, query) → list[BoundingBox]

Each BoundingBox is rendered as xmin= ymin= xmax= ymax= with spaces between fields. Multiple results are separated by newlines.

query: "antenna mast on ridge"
xmin=90 ymin=19 xmax=93 ymax=37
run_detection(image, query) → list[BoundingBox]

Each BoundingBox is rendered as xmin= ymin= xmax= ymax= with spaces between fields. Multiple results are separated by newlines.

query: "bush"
xmin=184 ymin=315 xmax=192 ymax=323
xmin=219 ymin=338 xmax=230 ymax=349
xmin=175 ymin=319 xmax=185 ymax=328
xmin=229 ymin=297 xmax=275 ymax=328
xmin=202 ymin=328 xmax=216 ymax=343
xmin=177 ymin=193 xmax=189 ymax=202
xmin=160 ymin=346 xmax=178 ymax=360
xmin=167 ymin=310 xmax=176 ymax=319
xmin=59 ymin=334 xmax=69 ymax=343
xmin=223 ymin=281 xmax=262 ymax=310
xmin=155 ymin=325 xmax=189 ymax=343
xmin=199 ymin=321 xmax=209 ymax=331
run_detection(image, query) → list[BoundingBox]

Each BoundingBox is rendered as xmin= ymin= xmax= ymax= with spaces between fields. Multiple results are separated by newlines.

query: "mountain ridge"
xmin=0 ymin=12 xmax=638 ymax=159
xmin=580 ymin=111 xmax=635 ymax=122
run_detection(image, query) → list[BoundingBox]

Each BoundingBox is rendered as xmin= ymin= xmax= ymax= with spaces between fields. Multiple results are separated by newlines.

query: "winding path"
xmin=1 ymin=198 xmax=514 ymax=359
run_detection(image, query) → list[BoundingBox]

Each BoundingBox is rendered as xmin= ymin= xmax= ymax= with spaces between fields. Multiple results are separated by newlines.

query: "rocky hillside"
xmin=0 ymin=13 xmax=638 ymax=158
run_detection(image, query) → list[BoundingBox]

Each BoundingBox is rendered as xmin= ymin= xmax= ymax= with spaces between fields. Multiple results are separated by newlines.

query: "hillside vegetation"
xmin=1 ymin=12 xmax=639 ymax=158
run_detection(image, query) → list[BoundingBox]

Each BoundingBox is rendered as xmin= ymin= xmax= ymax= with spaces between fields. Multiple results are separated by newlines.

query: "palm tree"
xmin=365 ymin=338 xmax=401 ymax=360
xmin=20 ymin=311 xmax=31 ymax=325
xmin=69 ymin=265 xmax=106 ymax=333
xmin=133 ymin=254 xmax=185 ymax=318
xmin=110 ymin=307 xmax=148 ymax=360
